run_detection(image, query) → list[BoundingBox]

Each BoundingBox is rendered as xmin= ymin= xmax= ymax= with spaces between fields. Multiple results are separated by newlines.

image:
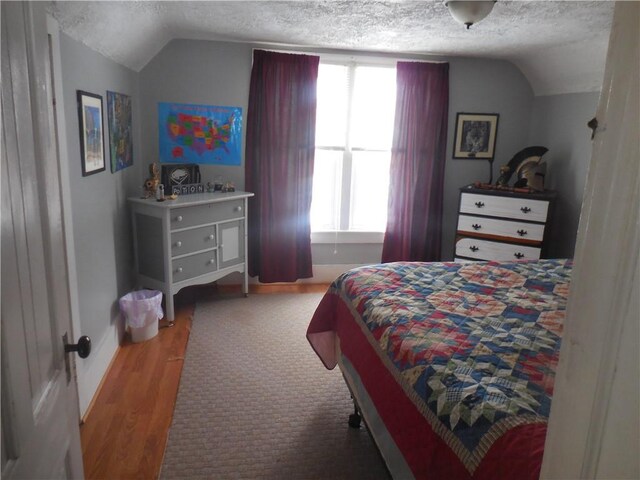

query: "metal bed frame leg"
xmin=342 ymin=379 xmax=393 ymax=476
xmin=348 ymin=396 xmax=362 ymax=428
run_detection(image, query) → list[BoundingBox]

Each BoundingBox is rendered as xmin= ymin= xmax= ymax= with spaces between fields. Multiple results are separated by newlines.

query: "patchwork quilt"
xmin=307 ymin=259 xmax=572 ymax=479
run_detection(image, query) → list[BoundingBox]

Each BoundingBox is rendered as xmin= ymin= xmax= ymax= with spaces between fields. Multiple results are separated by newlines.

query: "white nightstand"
xmin=129 ymin=191 xmax=254 ymax=322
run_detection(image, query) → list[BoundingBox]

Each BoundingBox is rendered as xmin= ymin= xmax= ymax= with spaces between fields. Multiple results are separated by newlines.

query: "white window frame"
xmin=310 ymin=230 xmax=385 ymax=244
xmin=311 ymin=56 xmax=396 ymax=244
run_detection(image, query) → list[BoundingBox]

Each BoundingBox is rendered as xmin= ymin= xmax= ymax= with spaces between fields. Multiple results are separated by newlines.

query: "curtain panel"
xmin=382 ymin=62 xmax=449 ymax=263
xmin=245 ymin=49 xmax=319 ymax=283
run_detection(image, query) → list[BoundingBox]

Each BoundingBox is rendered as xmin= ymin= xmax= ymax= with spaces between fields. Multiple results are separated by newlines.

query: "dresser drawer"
xmin=171 ymin=250 xmax=218 ymax=283
xmin=170 ymin=199 xmax=245 ymax=229
xmin=460 ymin=193 xmax=549 ymax=222
xmin=456 ymin=237 xmax=541 ymax=261
xmin=456 ymin=215 xmax=545 ymax=242
xmin=171 ymin=225 xmax=216 ymax=257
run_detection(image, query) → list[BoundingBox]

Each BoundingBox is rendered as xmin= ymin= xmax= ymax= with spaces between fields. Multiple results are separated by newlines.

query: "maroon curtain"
xmin=245 ymin=50 xmax=319 ymax=283
xmin=381 ymin=62 xmax=449 ymax=263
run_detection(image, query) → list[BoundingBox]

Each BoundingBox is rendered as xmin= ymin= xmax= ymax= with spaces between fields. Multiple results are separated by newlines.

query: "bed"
xmin=306 ymin=259 xmax=571 ymax=479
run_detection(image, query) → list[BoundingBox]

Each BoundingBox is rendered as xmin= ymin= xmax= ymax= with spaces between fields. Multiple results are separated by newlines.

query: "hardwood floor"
xmin=80 ymin=283 xmax=328 ymax=479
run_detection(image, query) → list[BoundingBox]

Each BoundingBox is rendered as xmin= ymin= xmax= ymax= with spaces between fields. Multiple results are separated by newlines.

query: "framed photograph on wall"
xmin=453 ymin=112 xmax=499 ymax=160
xmin=107 ymin=90 xmax=133 ymax=173
xmin=77 ymin=90 xmax=106 ymax=176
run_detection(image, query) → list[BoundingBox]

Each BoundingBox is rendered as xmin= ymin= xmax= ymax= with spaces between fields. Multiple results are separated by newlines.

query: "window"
xmin=310 ymin=62 xmax=396 ymax=236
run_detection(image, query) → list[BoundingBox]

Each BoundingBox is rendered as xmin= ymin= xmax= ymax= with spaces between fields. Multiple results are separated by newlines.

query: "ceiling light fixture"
xmin=445 ymin=1 xmax=497 ymax=29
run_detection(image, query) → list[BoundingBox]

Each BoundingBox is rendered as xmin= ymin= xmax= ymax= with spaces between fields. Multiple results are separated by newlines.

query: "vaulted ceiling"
xmin=48 ymin=1 xmax=614 ymax=96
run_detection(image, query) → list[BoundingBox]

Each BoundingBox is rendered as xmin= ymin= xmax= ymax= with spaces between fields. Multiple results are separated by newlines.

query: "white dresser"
xmin=454 ymin=185 xmax=556 ymax=262
xmin=129 ymin=191 xmax=254 ymax=322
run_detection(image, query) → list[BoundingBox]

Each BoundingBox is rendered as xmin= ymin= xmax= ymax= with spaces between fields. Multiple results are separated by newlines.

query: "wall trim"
xmin=250 ymin=264 xmax=366 ymax=284
xmin=76 ymin=321 xmax=122 ymax=416
xmin=304 ymin=264 xmax=366 ymax=283
xmin=46 ymin=14 xmax=87 ymax=417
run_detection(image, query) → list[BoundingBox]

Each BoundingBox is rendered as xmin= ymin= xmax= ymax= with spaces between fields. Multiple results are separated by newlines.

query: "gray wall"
xmin=139 ymin=40 xmax=252 ymax=190
xmin=60 ymin=33 xmax=141 ymax=345
xmin=441 ymin=58 xmax=534 ymax=260
xmin=528 ymin=92 xmax=599 ymax=258
xmin=139 ymin=40 xmax=535 ymax=265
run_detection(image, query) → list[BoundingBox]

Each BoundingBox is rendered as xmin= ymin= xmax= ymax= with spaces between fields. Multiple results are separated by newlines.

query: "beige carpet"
xmin=160 ymin=293 xmax=390 ymax=479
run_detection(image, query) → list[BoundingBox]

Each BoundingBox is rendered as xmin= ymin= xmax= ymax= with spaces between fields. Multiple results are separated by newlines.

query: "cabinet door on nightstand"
xmin=218 ymin=219 xmax=245 ymax=269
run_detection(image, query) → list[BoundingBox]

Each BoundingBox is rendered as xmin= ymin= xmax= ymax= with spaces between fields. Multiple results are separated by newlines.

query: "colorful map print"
xmin=158 ymin=102 xmax=242 ymax=165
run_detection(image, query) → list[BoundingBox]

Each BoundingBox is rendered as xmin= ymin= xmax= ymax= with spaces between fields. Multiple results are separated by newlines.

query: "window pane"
xmin=349 ymin=151 xmax=390 ymax=231
xmin=350 ymin=66 xmax=396 ymax=151
xmin=315 ymin=64 xmax=349 ymax=147
xmin=310 ymin=149 xmax=342 ymax=231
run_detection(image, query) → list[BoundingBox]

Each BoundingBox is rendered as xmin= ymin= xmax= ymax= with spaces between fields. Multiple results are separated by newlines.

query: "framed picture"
xmin=77 ymin=90 xmax=106 ymax=176
xmin=107 ymin=91 xmax=133 ymax=173
xmin=452 ymin=113 xmax=499 ymax=160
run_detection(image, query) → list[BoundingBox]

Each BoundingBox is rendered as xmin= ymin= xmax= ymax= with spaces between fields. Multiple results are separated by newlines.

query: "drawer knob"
xmin=472 ymin=223 xmax=482 ymax=230
xmin=520 ymin=206 xmax=531 ymax=214
xmin=208 ymin=259 xmax=215 ymax=265
xmin=514 ymin=252 xmax=525 ymax=259
xmin=208 ymin=234 xmax=215 ymax=240
xmin=176 ymin=215 xmax=183 ymax=222
xmin=475 ymin=201 xmax=485 ymax=208
xmin=469 ymin=245 xmax=479 ymax=252
xmin=234 ymin=206 xmax=242 ymax=212
xmin=517 ymin=229 xmax=528 ymax=237
xmin=174 ymin=241 xmax=182 ymax=247
xmin=176 ymin=267 xmax=183 ymax=273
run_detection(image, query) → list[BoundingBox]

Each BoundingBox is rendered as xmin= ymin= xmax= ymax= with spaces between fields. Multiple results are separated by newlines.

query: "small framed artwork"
xmin=77 ymin=90 xmax=106 ymax=176
xmin=107 ymin=91 xmax=133 ymax=173
xmin=453 ymin=113 xmax=499 ymax=160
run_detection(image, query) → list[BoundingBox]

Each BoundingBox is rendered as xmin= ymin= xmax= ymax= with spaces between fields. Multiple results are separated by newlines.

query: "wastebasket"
xmin=119 ymin=289 xmax=164 ymax=343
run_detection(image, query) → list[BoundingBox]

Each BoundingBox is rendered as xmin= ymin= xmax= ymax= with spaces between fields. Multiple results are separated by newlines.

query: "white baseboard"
xmin=76 ymin=319 xmax=123 ymax=417
xmin=215 ymin=264 xmax=366 ymax=286
xmin=294 ymin=264 xmax=365 ymax=283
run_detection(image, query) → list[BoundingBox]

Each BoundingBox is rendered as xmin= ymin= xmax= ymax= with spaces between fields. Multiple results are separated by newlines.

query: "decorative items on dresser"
xmin=129 ymin=191 xmax=254 ymax=323
xmin=454 ymin=184 xmax=556 ymax=261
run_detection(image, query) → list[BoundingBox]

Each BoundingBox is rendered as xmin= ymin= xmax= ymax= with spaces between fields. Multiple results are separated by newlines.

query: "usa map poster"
xmin=158 ymin=102 xmax=242 ymax=165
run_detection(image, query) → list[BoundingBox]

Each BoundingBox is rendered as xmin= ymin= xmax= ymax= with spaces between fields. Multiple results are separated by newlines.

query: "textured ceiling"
xmin=48 ymin=1 xmax=615 ymax=96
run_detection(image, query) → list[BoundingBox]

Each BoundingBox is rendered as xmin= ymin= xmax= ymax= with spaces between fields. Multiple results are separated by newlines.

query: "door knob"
xmin=64 ymin=335 xmax=92 ymax=359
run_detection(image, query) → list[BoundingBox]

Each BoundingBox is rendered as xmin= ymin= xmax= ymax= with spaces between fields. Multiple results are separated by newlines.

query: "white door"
xmin=540 ymin=1 xmax=639 ymax=478
xmin=1 ymin=2 xmax=85 ymax=478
